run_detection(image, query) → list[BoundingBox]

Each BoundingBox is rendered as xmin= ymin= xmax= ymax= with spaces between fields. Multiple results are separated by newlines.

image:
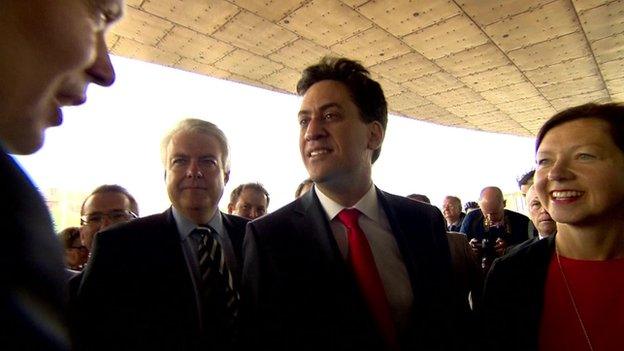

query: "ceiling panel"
xmin=279 ymin=0 xmax=372 ymax=46
xmin=402 ymin=14 xmax=489 ymax=59
xmin=141 ymin=0 xmax=240 ymax=35
xmin=158 ymin=26 xmax=235 ymax=65
xmin=212 ymin=10 xmax=299 ymax=56
xmin=106 ymin=0 xmax=623 ymax=137
xmin=330 ymin=27 xmax=412 ymax=66
xmin=484 ymin=0 xmax=580 ymax=52
xmin=371 ymin=53 xmax=440 ymax=83
xmin=358 ymin=0 xmax=462 ymax=36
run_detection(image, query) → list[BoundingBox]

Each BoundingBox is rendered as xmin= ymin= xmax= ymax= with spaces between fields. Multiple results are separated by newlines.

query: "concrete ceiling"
xmin=106 ymin=0 xmax=624 ymax=136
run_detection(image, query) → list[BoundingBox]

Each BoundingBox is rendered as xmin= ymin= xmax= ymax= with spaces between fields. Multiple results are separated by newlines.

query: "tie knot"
xmin=192 ymin=226 xmax=215 ymax=239
xmin=337 ymin=208 xmax=361 ymax=229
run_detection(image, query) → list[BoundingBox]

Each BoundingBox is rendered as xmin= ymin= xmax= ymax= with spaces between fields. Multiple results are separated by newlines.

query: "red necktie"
xmin=337 ymin=208 xmax=400 ymax=350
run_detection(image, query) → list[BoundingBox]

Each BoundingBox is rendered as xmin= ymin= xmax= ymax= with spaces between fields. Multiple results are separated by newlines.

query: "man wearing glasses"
xmin=79 ymin=184 xmax=139 ymax=252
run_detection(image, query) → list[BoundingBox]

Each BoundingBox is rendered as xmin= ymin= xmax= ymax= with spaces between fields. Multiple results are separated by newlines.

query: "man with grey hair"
xmin=76 ymin=118 xmax=248 ymax=350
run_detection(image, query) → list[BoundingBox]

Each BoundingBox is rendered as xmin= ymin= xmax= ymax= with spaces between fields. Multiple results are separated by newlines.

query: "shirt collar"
xmin=315 ymin=183 xmax=381 ymax=223
xmin=172 ymin=206 xmax=225 ymax=241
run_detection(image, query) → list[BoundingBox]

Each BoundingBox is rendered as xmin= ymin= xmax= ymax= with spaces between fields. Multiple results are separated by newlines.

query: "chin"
xmin=5 ymin=135 xmax=45 ymax=155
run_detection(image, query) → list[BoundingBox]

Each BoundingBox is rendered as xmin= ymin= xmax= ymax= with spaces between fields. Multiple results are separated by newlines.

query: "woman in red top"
xmin=482 ymin=103 xmax=624 ymax=351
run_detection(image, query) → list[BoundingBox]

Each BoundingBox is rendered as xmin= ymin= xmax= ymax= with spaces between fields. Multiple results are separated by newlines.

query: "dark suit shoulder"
xmin=493 ymin=234 xmax=554 ymax=269
xmin=247 ymin=197 xmax=303 ymax=234
xmin=223 ymin=212 xmax=249 ymax=233
xmin=96 ymin=211 xmax=171 ymax=242
xmin=504 ymin=209 xmax=530 ymax=223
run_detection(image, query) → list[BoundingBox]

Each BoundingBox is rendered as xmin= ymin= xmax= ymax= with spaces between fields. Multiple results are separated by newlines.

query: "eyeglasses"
xmin=80 ymin=210 xmax=138 ymax=226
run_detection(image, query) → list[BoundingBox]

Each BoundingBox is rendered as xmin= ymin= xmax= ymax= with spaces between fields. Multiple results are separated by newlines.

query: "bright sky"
xmin=16 ymin=55 xmax=537 ymax=217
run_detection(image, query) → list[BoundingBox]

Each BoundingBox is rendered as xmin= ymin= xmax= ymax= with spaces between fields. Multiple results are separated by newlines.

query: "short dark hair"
xmin=517 ymin=170 xmax=535 ymax=188
xmin=229 ymin=183 xmax=270 ymax=208
xmin=407 ymin=194 xmax=431 ymax=204
xmin=536 ymin=102 xmax=624 ymax=153
xmin=81 ymin=184 xmax=139 ymax=215
xmin=58 ymin=227 xmax=81 ymax=249
xmin=297 ymin=56 xmax=388 ymax=163
xmin=295 ymin=178 xmax=314 ymax=198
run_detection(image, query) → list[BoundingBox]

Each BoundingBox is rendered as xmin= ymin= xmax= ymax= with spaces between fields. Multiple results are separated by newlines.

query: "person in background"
xmin=59 ymin=227 xmax=89 ymax=272
xmin=483 ymin=102 xmax=624 ymax=351
xmin=518 ymin=169 xmax=538 ymax=239
xmin=228 ymin=182 xmax=269 ymax=220
xmin=443 ymin=196 xmax=466 ymax=232
xmin=0 ymin=1 xmax=123 ymax=349
xmin=525 ymin=185 xmax=556 ymax=240
xmin=464 ymin=201 xmax=479 ymax=213
xmin=517 ymin=170 xmax=535 ymax=197
xmin=79 ymin=184 xmax=139 ymax=251
xmin=295 ymin=178 xmax=314 ymax=198
xmin=460 ymin=186 xmax=530 ymax=271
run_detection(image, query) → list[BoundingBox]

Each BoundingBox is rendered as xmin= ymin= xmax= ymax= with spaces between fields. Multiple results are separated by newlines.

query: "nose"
xmin=185 ymin=160 xmax=204 ymax=178
xmin=86 ymin=33 xmax=116 ymax=87
xmin=98 ymin=217 xmax=112 ymax=230
xmin=547 ymin=158 xmax=573 ymax=181
xmin=304 ymin=116 xmax=327 ymax=141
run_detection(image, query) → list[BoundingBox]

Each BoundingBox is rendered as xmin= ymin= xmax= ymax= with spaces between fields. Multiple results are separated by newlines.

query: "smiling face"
xmin=298 ymin=80 xmax=383 ymax=189
xmin=165 ymin=130 xmax=229 ymax=224
xmin=0 ymin=0 xmax=123 ymax=154
xmin=535 ymin=118 xmax=624 ymax=227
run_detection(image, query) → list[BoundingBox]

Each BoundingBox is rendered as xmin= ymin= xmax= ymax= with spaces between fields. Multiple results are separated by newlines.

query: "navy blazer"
xmin=482 ymin=235 xmax=555 ymax=351
xmin=75 ymin=208 xmax=248 ymax=351
xmin=460 ymin=209 xmax=530 ymax=246
xmin=0 ymin=149 xmax=70 ymax=350
xmin=242 ymin=188 xmax=461 ymax=351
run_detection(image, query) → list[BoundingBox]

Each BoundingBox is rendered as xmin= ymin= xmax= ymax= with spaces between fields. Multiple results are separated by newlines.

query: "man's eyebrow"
xmin=298 ymin=102 xmax=343 ymax=116
xmin=319 ymin=102 xmax=343 ymax=111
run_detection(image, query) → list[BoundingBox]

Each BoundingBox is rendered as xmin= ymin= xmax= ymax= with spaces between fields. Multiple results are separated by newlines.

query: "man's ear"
xmin=224 ymin=170 xmax=230 ymax=185
xmin=367 ymin=121 xmax=384 ymax=151
xmin=503 ymin=199 xmax=507 ymax=208
xmin=227 ymin=203 xmax=235 ymax=214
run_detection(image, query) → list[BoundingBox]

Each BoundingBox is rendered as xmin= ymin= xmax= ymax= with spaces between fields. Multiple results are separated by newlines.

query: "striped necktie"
xmin=193 ymin=226 xmax=239 ymax=340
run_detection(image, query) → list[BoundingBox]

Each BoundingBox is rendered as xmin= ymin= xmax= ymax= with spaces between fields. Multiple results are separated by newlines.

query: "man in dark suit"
xmin=460 ymin=186 xmax=530 ymax=270
xmin=0 ymin=2 xmax=122 ymax=349
xmin=243 ymin=57 xmax=459 ymax=351
xmin=76 ymin=119 xmax=248 ymax=350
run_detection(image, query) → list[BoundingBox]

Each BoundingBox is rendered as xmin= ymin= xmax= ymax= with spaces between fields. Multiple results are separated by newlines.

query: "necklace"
xmin=555 ymin=247 xmax=595 ymax=351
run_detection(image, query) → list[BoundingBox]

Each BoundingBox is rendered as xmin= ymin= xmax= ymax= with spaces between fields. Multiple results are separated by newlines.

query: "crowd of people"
xmin=2 ymin=1 xmax=623 ymax=351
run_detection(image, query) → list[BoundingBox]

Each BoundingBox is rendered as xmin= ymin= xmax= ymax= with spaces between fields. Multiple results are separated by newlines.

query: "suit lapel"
xmin=295 ymin=190 xmax=345 ymax=267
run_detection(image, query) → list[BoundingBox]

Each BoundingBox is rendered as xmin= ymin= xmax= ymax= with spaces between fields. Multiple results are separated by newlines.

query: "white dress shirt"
xmin=315 ymin=184 xmax=414 ymax=332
